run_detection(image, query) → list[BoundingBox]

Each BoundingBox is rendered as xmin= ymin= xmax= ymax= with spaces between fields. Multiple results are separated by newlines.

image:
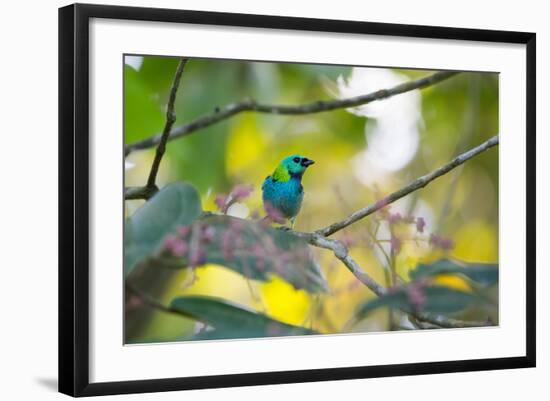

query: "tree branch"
xmin=125 ymin=71 xmax=459 ymax=156
xmin=134 ymin=58 xmax=188 ymax=199
xmin=290 ymin=135 xmax=499 ymax=328
xmin=317 ymin=135 xmax=499 ymax=237
xmin=296 ymin=231 xmax=488 ymax=328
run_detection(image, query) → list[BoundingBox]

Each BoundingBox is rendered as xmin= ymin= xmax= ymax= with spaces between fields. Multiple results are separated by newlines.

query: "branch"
xmin=131 ymin=58 xmax=188 ymax=199
xmin=317 ymin=135 xmax=499 ymax=237
xmin=298 ymin=231 xmax=488 ymax=328
xmin=292 ymin=135 xmax=499 ymax=328
xmin=125 ymin=71 xmax=459 ymax=155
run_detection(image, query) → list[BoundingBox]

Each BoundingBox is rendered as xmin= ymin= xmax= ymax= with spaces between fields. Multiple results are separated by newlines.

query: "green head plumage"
xmin=272 ymin=154 xmax=315 ymax=182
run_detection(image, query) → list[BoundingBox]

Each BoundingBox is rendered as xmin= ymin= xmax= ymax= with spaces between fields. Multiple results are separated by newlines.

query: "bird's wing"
xmin=261 ymin=175 xmax=271 ymax=191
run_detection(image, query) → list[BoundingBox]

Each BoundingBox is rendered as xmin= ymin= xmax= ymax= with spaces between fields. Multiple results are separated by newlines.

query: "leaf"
xmin=170 ymin=295 xmax=316 ymax=340
xmin=409 ymin=258 xmax=498 ymax=287
xmin=160 ymin=214 xmax=328 ymax=293
xmin=356 ymin=285 xmax=481 ymax=319
xmin=124 ymin=183 xmax=202 ymax=276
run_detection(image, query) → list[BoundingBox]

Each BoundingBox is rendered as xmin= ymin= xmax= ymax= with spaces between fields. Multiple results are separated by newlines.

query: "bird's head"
xmin=273 ymin=154 xmax=315 ymax=180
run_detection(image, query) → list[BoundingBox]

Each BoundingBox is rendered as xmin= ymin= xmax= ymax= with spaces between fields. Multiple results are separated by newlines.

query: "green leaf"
xmin=170 ymin=295 xmax=316 ymax=340
xmin=356 ymin=285 xmax=481 ymax=319
xmin=409 ymin=258 xmax=498 ymax=287
xmin=160 ymin=214 xmax=328 ymax=293
xmin=124 ymin=183 xmax=202 ymax=276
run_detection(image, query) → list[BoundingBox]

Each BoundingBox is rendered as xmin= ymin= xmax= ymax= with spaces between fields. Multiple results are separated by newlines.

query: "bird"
xmin=262 ymin=154 xmax=315 ymax=228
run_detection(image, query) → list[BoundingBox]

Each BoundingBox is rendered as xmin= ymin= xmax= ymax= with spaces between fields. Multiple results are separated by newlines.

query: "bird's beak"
xmin=301 ymin=158 xmax=315 ymax=167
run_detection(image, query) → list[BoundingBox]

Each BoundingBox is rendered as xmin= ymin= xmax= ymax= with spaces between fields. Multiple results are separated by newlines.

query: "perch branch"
xmin=134 ymin=58 xmax=188 ymax=199
xmin=317 ymin=135 xmax=499 ymax=237
xmin=125 ymin=71 xmax=459 ymax=155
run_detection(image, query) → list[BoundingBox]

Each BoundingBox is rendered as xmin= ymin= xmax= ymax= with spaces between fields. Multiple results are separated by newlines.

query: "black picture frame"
xmin=58 ymin=3 xmax=536 ymax=397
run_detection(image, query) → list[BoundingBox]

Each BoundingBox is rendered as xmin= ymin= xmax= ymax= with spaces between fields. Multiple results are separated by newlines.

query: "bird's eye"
xmin=293 ymin=157 xmax=301 ymax=163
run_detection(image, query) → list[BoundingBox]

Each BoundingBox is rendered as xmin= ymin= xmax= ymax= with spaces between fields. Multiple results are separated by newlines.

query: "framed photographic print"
xmin=58 ymin=3 xmax=536 ymax=397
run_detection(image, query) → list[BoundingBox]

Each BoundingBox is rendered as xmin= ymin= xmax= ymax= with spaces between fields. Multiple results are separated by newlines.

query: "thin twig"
xmin=125 ymin=71 xmax=459 ymax=155
xmin=317 ymin=135 xmax=499 ymax=237
xmin=139 ymin=58 xmax=188 ymax=198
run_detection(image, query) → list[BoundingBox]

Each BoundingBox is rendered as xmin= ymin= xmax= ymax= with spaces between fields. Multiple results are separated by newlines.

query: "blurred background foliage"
xmin=124 ymin=55 xmax=499 ymax=343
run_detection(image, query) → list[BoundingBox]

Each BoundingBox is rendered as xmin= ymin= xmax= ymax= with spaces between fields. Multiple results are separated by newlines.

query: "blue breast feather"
xmin=262 ymin=176 xmax=304 ymax=218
